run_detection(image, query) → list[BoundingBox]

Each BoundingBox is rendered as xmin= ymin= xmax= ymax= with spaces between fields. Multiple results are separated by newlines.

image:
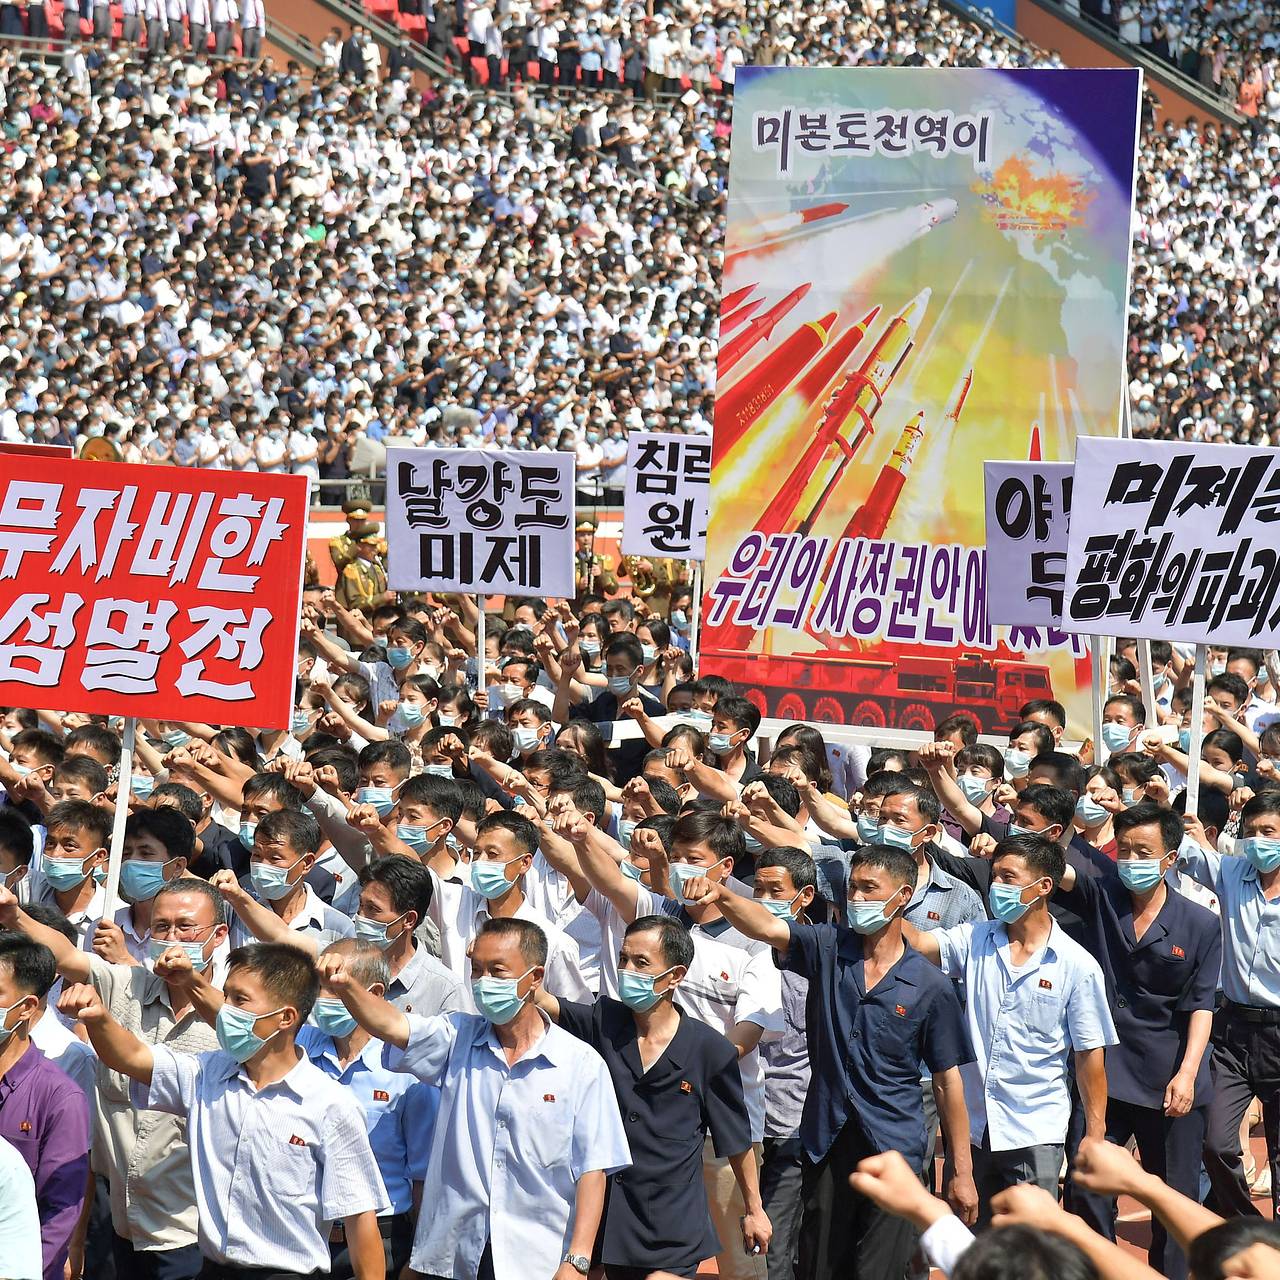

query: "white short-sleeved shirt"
xmin=634 ymin=886 xmax=783 ymax=1141
xmin=388 ymin=1011 xmax=630 ymax=1280
xmin=228 ymin=881 xmax=355 ymax=950
xmin=934 ymin=919 xmax=1117 ymax=1150
xmin=427 ymin=871 xmax=592 ymax=1006
xmin=134 ymin=1046 xmax=389 ymax=1271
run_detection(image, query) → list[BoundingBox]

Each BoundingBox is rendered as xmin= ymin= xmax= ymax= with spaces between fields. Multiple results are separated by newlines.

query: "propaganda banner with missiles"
xmin=701 ymin=66 xmax=1142 ymax=738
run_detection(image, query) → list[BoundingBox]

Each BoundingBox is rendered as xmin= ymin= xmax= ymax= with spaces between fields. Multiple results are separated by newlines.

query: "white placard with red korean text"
xmin=386 ymin=447 xmax=575 ymax=597
xmin=0 ymin=458 xmax=308 ymax=728
xmin=1064 ymin=437 xmax=1280 ymax=647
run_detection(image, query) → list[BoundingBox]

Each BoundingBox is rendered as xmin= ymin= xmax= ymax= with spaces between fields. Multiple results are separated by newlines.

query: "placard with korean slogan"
xmin=386 ymin=448 xmax=575 ymax=598
xmin=701 ymin=67 xmax=1141 ymax=736
xmin=0 ymin=459 xmax=308 ymax=729
xmin=1064 ymin=437 xmax=1280 ymax=648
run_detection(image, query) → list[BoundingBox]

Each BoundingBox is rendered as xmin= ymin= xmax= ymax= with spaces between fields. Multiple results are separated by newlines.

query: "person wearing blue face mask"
xmin=31 ymin=799 xmax=111 ymax=947
xmin=1100 ymin=695 xmax=1146 ymax=759
xmin=942 ymin=745 xmax=1008 ymax=839
xmin=224 ymin=809 xmax=354 ymax=951
xmin=65 ymin=942 xmax=390 ymax=1280
xmin=875 ymin=784 xmax=985 ymax=933
xmin=1177 ymin=790 xmax=1280 ymax=1222
xmin=1051 ymin=802 xmax=1221 ymax=1280
xmin=554 ymin=634 xmax=664 ymax=780
xmin=386 ymin=674 xmax=439 ymax=745
xmin=299 ymin=939 xmax=440 ymax=1280
xmin=872 ymin=781 xmax=985 ymax=1216
xmin=317 ymin=917 xmax=631 ymax=1280
xmin=536 ymin=915 xmax=771 ymax=1274
xmin=314 ymin=740 xmax=416 ymax=884
xmin=678 ymin=844 xmax=976 ymax=1280
xmin=0 ymin=876 xmax=226 ymax=1277
xmin=90 ymin=807 xmax=195 ymax=969
xmin=434 ymin=811 xmax=592 ymax=1004
xmin=905 ymin=834 xmax=1116 ymax=1228
xmin=307 ymin=614 xmax=429 ymax=726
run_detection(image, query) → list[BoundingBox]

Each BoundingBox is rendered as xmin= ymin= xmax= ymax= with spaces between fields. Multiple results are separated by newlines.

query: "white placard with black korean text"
xmin=983 ymin=460 xmax=1073 ymax=628
xmin=386 ymin=448 xmax=575 ymax=597
xmin=1063 ymin=437 xmax=1280 ymax=647
xmin=621 ymin=432 xmax=711 ymax=561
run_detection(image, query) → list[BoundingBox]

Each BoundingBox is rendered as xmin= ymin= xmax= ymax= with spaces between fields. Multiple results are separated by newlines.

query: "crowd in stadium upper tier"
xmin=1072 ymin=0 xmax=1277 ymax=114
xmin=0 ymin=0 xmax=1273 ymax=484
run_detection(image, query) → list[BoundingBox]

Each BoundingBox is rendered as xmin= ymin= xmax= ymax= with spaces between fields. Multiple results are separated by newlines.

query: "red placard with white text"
xmin=0 ymin=459 xmax=308 ymax=728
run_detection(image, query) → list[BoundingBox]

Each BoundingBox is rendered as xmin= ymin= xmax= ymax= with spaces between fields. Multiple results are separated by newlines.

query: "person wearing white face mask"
xmin=0 ymin=879 xmax=224 ymax=1277
xmin=495 ymin=656 xmax=555 ymax=711
xmin=504 ymin=698 xmax=555 ymax=763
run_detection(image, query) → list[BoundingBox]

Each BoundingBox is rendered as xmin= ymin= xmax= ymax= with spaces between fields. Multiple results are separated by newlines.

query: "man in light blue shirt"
xmin=323 ymin=916 xmax=631 ymax=1280
xmin=1178 ymin=790 xmax=1280 ymax=1218
xmin=905 ymin=833 xmax=1115 ymax=1225
xmin=301 ymin=939 xmax=439 ymax=1279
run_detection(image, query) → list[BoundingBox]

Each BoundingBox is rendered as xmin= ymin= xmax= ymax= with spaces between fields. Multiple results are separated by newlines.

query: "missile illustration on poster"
xmin=701 ymin=67 xmax=1142 ymax=738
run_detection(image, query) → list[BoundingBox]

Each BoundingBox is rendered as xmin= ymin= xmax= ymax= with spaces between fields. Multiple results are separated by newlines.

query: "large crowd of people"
xmin=1 ymin=0 xmax=1273 ymax=490
xmin=3 ymin=558 xmax=1280 ymax=1280
xmin=2 ymin=4 xmax=1280 ymax=1280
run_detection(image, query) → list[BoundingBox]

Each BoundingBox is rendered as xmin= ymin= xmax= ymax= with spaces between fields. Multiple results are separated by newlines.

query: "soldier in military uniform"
xmin=337 ymin=522 xmax=393 ymax=615
xmin=574 ymin=520 xmax=618 ymax=598
xmin=329 ymin=499 xmax=373 ymax=576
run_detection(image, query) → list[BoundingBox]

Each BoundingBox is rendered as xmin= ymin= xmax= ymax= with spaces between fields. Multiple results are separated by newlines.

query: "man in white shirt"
xmin=321 ymin=916 xmax=631 ymax=1280
xmin=187 ymin=0 xmax=209 ymax=52
xmin=240 ymin=0 xmax=264 ymax=58
xmin=211 ymin=0 xmax=238 ymax=55
xmin=428 ymin=812 xmax=591 ymax=1007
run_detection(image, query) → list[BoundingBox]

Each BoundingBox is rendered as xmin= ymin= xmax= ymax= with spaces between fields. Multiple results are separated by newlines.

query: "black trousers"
xmin=330 ymin=1212 xmax=413 ymax=1280
xmin=761 ymin=1135 xmax=804 ymax=1280
xmin=1072 ymin=1099 xmax=1205 ymax=1280
xmin=1205 ymin=1007 xmax=1280 ymax=1220
xmin=798 ymin=1120 xmax=920 ymax=1280
xmin=199 ymin=1264 xmax=321 ymax=1280
xmin=115 ymin=1237 xmax=204 ymax=1279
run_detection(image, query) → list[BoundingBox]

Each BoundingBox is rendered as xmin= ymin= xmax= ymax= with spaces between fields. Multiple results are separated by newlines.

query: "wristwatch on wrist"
xmin=563 ymin=1254 xmax=591 ymax=1275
